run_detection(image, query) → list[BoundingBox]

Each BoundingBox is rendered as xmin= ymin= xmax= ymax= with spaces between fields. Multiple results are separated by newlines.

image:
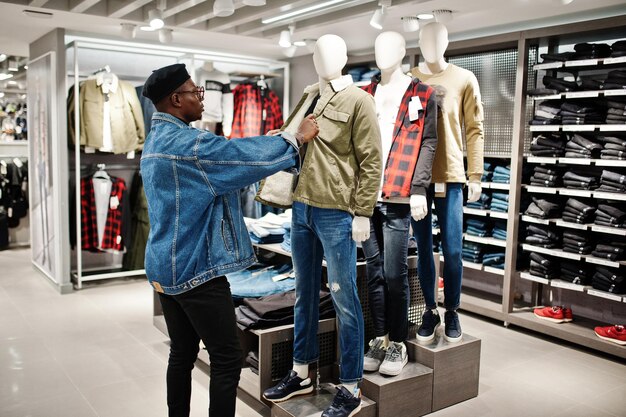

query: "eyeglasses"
xmin=174 ymin=86 xmax=204 ymax=101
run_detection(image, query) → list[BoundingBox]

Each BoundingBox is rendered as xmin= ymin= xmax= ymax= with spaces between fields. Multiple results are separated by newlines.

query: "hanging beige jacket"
xmin=68 ymin=74 xmax=145 ymax=154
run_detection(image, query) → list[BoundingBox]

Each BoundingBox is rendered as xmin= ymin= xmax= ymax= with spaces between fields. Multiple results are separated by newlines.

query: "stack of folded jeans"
xmin=574 ymin=42 xmax=612 ymax=59
xmin=432 ymin=213 xmax=439 ymax=229
xmin=492 ymin=165 xmax=511 ymax=184
xmin=462 ymin=241 xmax=484 ymax=263
xmin=483 ymin=251 xmax=506 ymax=269
xmin=613 ymin=40 xmax=626 ymax=57
xmin=281 ymin=222 xmax=292 ymax=253
xmin=563 ymin=198 xmax=596 ymax=224
xmin=542 ymin=75 xmax=578 ymax=93
xmin=592 ymin=266 xmax=626 ymax=294
xmin=525 ymin=196 xmax=561 ymax=219
xmin=531 ymin=100 xmax=561 ymax=125
xmin=466 ymin=192 xmax=491 ymax=210
xmin=530 ymin=166 xmax=561 ymax=187
xmin=562 ymin=229 xmax=594 ymax=255
xmin=561 ymin=101 xmax=607 ymax=125
xmin=560 ymin=262 xmax=592 ymax=285
xmin=564 ymin=133 xmax=603 ymax=158
xmin=246 ymin=211 xmax=291 ymax=244
xmin=525 ymin=224 xmax=560 ymax=248
xmin=482 ymin=162 xmax=493 ymax=182
xmin=530 ymin=133 xmax=566 ymax=157
xmin=227 ymin=263 xmax=295 ymax=300
xmin=491 ymin=192 xmax=509 ymax=212
xmin=540 ymin=51 xmax=576 ymax=63
xmin=605 ymin=70 xmax=626 ymax=91
xmin=562 ymin=171 xmax=599 ymax=190
xmin=529 ymin=253 xmax=558 ymax=279
xmin=465 ymin=218 xmax=491 ymax=237
xmin=492 ymin=220 xmax=507 ymax=240
xmin=592 ymin=241 xmax=626 ymax=261
xmin=598 ymin=170 xmax=626 ymax=192
xmin=595 ymin=203 xmax=626 ymax=228
xmin=598 ymin=135 xmax=626 ymax=160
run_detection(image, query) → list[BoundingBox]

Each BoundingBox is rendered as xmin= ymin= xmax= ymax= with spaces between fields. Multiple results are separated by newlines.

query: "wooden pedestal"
xmin=270 ymin=384 xmax=376 ymax=417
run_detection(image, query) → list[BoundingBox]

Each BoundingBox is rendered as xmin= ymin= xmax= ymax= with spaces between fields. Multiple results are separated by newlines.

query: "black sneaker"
xmin=263 ymin=370 xmax=313 ymax=402
xmin=321 ymin=386 xmax=362 ymax=417
xmin=444 ymin=310 xmax=463 ymax=343
xmin=416 ymin=309 xmax=441 ymax=343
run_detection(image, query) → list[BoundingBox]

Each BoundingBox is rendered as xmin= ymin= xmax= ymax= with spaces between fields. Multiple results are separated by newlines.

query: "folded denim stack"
xmin=560 ymin=262 xmax=592 ymax=285
xmin=563 ymin=198 xmax=596 ymax=224
xmin=574 ymin=42 xmax=612 ymax=59
xmin=561 ymin=101 xmax=607 ymax=126
xmin=465 ymin=218 xmax=491 ymax=237
xmin=245 ymin=211 xmax=291 ymax=244
xmin=562 ymin=171 xmax=599 ymax=190
xmin=482 ymin=162 xmax=493 ymax=182
xmin=492 ymin=165 xmax=511 ymax=184
xmin=592 ymin=266 xmax=626 ymax=294
xmin=462 ymin=241 xmax=484 ymax=263
xmin=604 ymin=70 xmax=626 ymax=93
xmin=529 ymin=253 xmax=558 ymax=279
xmin=591 ymin=241 xmax=626 ymax=261
xmin=466 ymin=192 xmax=491 ymax=210
xmin=227 ymin=263 xmax=295 ymax=299
xmin=531 ymin=100 xmax=561 ymax=125
xmin=525 ymin=224 xmax=560 ymax=248
xmin=525 ymin=196 xmax=561 ymax=219
xmin=530 ymin=166 xmax=561 ymax=187
xmin=483 ymin=251 xmax=506 ymax=269
xmin=542 ymin=75 xmax=578 ymax=93
xmin=562 ymin=229 xmax=594 ymax=255
xmin=598 ymin=170 xmax=626 ymax=192
xmin=595 ymin=203 xmax=626 ymax=228
xmin=281 ymin=222 xmax=292 ymax=253
xmin=530 ymin=133 xmax=566 ymax=157
xmin=598 ymin=135 xmax=626 ymax=160
xmin=492 ymin=221 xmax=507 ymax=240
xmin=613 ymin=40 xmax=626 ymax=57
xmin=491 ymin=192 xmax=509 ymax=212
xmin=564 ymin=133 xmax=603 ymax=158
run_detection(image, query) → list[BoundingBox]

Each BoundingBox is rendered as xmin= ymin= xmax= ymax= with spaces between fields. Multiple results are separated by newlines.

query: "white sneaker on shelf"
xmin=378 ymin=341 xmax=408 ymax=376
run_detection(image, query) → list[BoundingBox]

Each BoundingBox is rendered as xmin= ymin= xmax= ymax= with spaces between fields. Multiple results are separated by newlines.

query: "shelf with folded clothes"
xmin=519 ymin=271 xmax=591 ymax=292
xmin=529 ymin=89 xmax=626 ymax=101
xmin=526 ymin=156 xmax=626 ymax=167
xmin=521 ymin=215 xmax=626 ymax=236
xmin=440 ymin=254 xmax=505 ymax=276
xmin=530 ymin=124 xmax=626 ymax=132
xmin=523 ymin=185 xmax=626 ymax=201
xmin=463 ymin=207 xmax=508 ymax=220
xmin=521 ymin=243 xmax=626 ymax=267
xmin=480 ymin=182 xmax=510 ymax=190
xmin=464 ymin=234 xmax=507 ymax=248
xmin=533 ymin=56 xmax=626 ymax=71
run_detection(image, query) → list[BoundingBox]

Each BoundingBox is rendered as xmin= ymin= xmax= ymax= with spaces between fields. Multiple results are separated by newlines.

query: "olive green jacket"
xmin=290 ymin=76 xmax=382 ymax=217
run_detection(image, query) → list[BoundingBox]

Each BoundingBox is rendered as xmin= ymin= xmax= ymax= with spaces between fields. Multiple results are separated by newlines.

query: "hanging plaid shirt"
xmin=81 ymin=176 xmax=126 ymax=252
xmin=362 ymin=76 xmax=438 ymax=198
xmin=231 ymin=83 xmax=284 ymax=138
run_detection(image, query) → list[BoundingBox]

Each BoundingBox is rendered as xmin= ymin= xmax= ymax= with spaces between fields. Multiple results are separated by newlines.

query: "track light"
xmin=149 ymin=9 xmax=164 ymax=29
xmin=243 ymin=0 xmax=266 ymax=5
xmin=402 ymin=16 xmax=419 ymax=32
xmin=159 ymin=28 xmax=173 ymax=43
xmin=433 ymin=9 xmax=453 ymax=24
xmin=283 ymin=45 xmax=298 ymax=58
xmin=417 ymin=13 xmax=434 ymax=19
xmin=279 ymin=30 xmax=292 ymax=48
xmin=120 ymin=23 xmax=137 ymax=39
xmin=214 ymin=0 xmax=235 ymax=17
xmin=370 ymin=7 xmax=386 ymax=30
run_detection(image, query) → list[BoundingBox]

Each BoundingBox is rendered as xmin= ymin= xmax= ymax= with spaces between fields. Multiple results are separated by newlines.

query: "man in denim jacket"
xmin=140 ymin=64 xmax=318 ymax=417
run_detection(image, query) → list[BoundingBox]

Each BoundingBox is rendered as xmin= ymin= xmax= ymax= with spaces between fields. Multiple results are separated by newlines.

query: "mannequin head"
xmin=313 ymin=34 xmax=348 ymax=81
xmin=202 ymin=61 xmax=214 ymax=72
xmin=419 ymin=22 xmax=449 ymax=63
xmin=375 ymin=31 xmax=406 ymax=72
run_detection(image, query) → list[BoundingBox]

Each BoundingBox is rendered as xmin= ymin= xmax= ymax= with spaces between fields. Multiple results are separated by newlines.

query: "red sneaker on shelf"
xmin=562 ymin=307 xmax=573 ymax=322
xmin=533 ymin=306 xmax=568 ymax=323
xmin=594 ymin=325 xmax=626 ymax=346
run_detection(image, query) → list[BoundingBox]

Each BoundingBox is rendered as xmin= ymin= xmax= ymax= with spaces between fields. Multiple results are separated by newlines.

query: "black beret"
xmin=143 ymin=63 xmax=191 ymax=105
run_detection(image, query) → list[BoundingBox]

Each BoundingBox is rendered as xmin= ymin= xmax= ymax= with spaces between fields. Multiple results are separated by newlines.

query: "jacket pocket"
xmin=320 ymin=106 xmax=351 ymax=154
xmin=221 ymin=218 xmax=234 ymax=253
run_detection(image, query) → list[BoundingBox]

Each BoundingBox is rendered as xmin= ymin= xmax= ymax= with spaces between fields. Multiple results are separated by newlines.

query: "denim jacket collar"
xmin=151 ymin=111 xmax=190 ymax=129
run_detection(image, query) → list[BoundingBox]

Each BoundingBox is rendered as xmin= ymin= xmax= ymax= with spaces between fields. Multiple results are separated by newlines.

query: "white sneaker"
xmin=363 ymin=338 xmax=387 ymax=372
xmin=378 ymin=342 xmax=408 ymax=376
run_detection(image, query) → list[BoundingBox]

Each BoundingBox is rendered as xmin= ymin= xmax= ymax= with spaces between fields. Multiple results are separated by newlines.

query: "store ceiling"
xmin=0 ymin=0 xmax=624 ymax=60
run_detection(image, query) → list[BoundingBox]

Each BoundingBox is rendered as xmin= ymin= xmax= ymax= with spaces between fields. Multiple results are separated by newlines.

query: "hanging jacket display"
xmin=68 ymin=72 xmax=145 ymax=154
xmin=231 ymin=82 xmax=283 ymax=138
xmin=0 ymin=159 xmax=28 ymax=229
xmin=122 ymin=171 xmax=149 ymax=270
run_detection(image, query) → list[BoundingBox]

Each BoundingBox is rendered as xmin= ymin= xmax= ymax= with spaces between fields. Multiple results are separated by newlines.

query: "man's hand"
xmin=410 ymin=194 xmax=428 ymax=221
xmin=266 ymin=129 xmax=281 ymax=135
xmin=467 ymin=182 xmax=482 ymax=203
xmin=352 ymin=216 xmax=370 ymax=242
xmin=295 ymin=114 xmax=319 ymax=145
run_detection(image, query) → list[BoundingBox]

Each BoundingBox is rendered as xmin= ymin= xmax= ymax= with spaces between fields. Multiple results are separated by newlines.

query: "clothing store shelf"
xmin=72 ymin=269 xmax=146 ymax=282
xmin=506 ymin=309 xmax=626 ymax=360
xmin=554 ymin=219 xmax=593 ymax=231
xmin=530 ymin=94 xmax=563 ymax=101
xmin=253 ymin=242 xmax=292 ymax=258
xmin=529 ymin=125 xmax=561 ymax=132
xmin=584 ymin=255 xmax=626 ymax=269
xmin=519 ymin=272 xmax=589 ymax=292
xmin=520 ymin=215 xmax=552 ymax=225
xmin=524 ymin=185 xmax=559 ymax=194
xmin=586 ymin=288 xmax=626 ymax=303
xmin=590 ymin=225 xmax=626 ymax=236
xmin=0 ymin=141 xmax=28 ymax=158
xmin=458 ymin=289 xmax=505 ymax=321
xmin=533 ymin=56 xmax=626 ymax=71
xmin=526 ymin=156 xmax=558 ymax=164
xmin=481 ymin=182 xmax=510 ymax=191
xmin=529 ymin=124 xmax=626 ymax=132
xmin=519 ymin=271 xmax=551 ymax=285
xmin=593 ymin=191 xmax=626 ymax=201
xmin=523 ymin=185 xmax=626 ymax=201
xmin=526 ymin=156 xmax=626 ymax=167
xmin=522 ymin=244 xmax=626 ymax=267
xmin=484 ymin=266 xmax=505 ymax=275
xmin=558 ymin=188 xmax=593 ymax=198
xmin=463 ymin=207 xmax=508 ymax=220
xmin=523 ymin=215 xmax=626 ymax=236
xmin=464 ymin=234 xmax=507 ymax=248
xmin=599 ymin=124 xmax=626 ymax=132
xmin=530 ymin=89 xmax=626 ymax=101
xmin=462 ymin=260 xmax=483 ymax=270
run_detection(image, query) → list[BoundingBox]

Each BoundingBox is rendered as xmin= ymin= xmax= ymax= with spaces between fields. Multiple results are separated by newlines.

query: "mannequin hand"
xmin=410 ymin=194 xmax=428 ymax=221
xmin=295 ymin=114 xmax=319 ymax=144
xmin=266 ymin=129 xmax=281 ymax=135
xmin=467 ymin=182 xmax=482 ymax=203
xmin=352 ymin=216 xmax=370 ymax=242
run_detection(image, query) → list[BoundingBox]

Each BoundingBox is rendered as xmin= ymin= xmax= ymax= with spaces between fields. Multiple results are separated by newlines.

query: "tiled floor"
xmin=1 ymin=248 xmax=624 ymax=417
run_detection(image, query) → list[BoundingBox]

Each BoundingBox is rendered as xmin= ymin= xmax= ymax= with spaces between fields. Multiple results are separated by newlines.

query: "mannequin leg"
xmin=412 ymin=187 xmax=437 ymax=309
xmin=361 ymin=204 xmax=387 ymax=338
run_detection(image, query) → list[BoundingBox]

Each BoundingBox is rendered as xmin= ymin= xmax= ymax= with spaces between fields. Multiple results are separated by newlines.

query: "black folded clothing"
xmin=562 ymin=171 xmax=598 ymax=189
xmin=612 ymin=40 xmax=626 ymax=54
xmin=543 ymin=75 xmax=578 ymax=92
xmin=562 ymin=230 xmax=588 ymax=242
xmin=607 ymin=108 xmax=626 ymax=117
xmin=528 ymin=87 xmax=559 ymax=96
xmin=540 ymin=52 xmax=577 ymax=63
xmin=606 ymin=114 xmax=626 ymax=122
xmin=527 ymin=224 xmax=559 ymax=240
xmin=607 ymin=99 xmax=626 ymax=110
xmin=592 ymin=266 xmax=626 ymax=294
xmin=561 ymin=101 xmax=606 ymax=114
xmin=565 ymin=198 xmax=596 ymax=214
xmin=530 ymin=252 xmax=556 ymax=268
xmin=574 ymin=42 xmax=612 ymax=59
xmin=561 ymin=262 xmax=591 ymax=285
xmin=532 ymin=133 xmax=566 ymax=149
xmin=607 ymin=69 xmax=626 ymax=84
xmin=604 ymin=143 xmax=626 ymax=151
xmin=562 ymin=117 xmax=606 ymax=125
xmin=568 ymin=133 xmax=603 ymax=151
xmin=597 ymin=204 xmax=626 ymax=220
xmin=533 ymin=172 xmax=559 ymax=182
xmin=563 ymin=244 xmax=593 ymax=254
xmin=597 ymin=135 xmax=626 ymax=147
xmin=534 ymin=166 xmax=559 ymax=175
xmin=601 ymin=150 xmax=626 ymax=159
xmin=601 ymin=170 xmax=626 ymax=185
xmin=600 ymin=170 xmax=626 ymax=191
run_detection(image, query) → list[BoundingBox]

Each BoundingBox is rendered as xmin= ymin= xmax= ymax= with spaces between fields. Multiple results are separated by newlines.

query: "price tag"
xmin=110 ymin=195 xmax=120 ymax=210
xmin=603 ymin=89 xmax=626 ymax=97
xmin=12 ymin=158 xmax=23 ymax=168
xmin=408 ymin=96 xmax=423 ymax=121
xmin=565 ymin=91 xmax=598 ymax=98
xmin=0 ymin=161 xmax=7 ymax=176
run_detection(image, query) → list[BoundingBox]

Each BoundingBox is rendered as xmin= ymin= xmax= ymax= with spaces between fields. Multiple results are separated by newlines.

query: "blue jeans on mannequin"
xmin=361 ymin=203 xmax=411 ymax=342
xmin=291 ymin=202 xmax=364 ymax=383
xmin=411 ymin=183 xmax=464 ymax=311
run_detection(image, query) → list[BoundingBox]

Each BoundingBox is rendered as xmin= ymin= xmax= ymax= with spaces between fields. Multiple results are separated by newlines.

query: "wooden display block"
xmin=361 ymin=362 xmax=433 ymax=417
xmin=271 ymin=384 xmax=376 ymax=417
xmin=407 ymin=333 xmax=481 ymax=412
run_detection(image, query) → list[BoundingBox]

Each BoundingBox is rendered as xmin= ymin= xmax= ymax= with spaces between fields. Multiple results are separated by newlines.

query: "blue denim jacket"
xmin=141 ymin=112 xmax=300 ymax=295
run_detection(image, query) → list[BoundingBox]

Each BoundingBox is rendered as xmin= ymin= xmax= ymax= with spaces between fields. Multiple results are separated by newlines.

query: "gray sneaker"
xmin=378 ymin=342 xmax=408 ymax=376
xmin=363 ymin=338 xmax=386 ymax=372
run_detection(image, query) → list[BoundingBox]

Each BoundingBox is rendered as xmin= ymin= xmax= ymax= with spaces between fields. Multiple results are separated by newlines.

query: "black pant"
xmin=158 ymin=276 xmax=242 ymax=417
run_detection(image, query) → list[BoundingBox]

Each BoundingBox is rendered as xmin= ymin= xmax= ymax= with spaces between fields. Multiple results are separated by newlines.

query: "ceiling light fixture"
xmin=22 ymin=9 xmax=53 ymax=19
xmin=140 ymin=26 xmax=157 ymax=31
xmin=24 ymin=65 xmax=28 ymax=70
xmin=8 ymin=60 xmax=18 ymax=72
xmin=262 ymin=0 xmax=348 ymax=24
xmin=159 ymin=28 xmax=173 ymax=43
xmin=278 ymin=25 xmax=294 ymax=48
xmin=120 ymin=23 xmax=137 ymax=39
xmin=370 ymin=7 xmax=385 ymax=30
xmin=417 ymin=13 xmax=434 ymax=19
xmin=433 ymin=9 xmax=453 ymax=24
xmin=0 ymin=54 xmax=6 ymax=63
xmin=214 ymin=0 xmax=235 ymax=17
xmin=149 ymin=9 xmax=164 ymax=29
xmin=402 ymin=16 xmax=419 ymax=32
xmin=293 ymin=40 xmax=306 ymax=47
xmin=283 ymin=45 xmax=298 ymax=58
xmin=243 ymin=0 xmax=266 ymax=5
